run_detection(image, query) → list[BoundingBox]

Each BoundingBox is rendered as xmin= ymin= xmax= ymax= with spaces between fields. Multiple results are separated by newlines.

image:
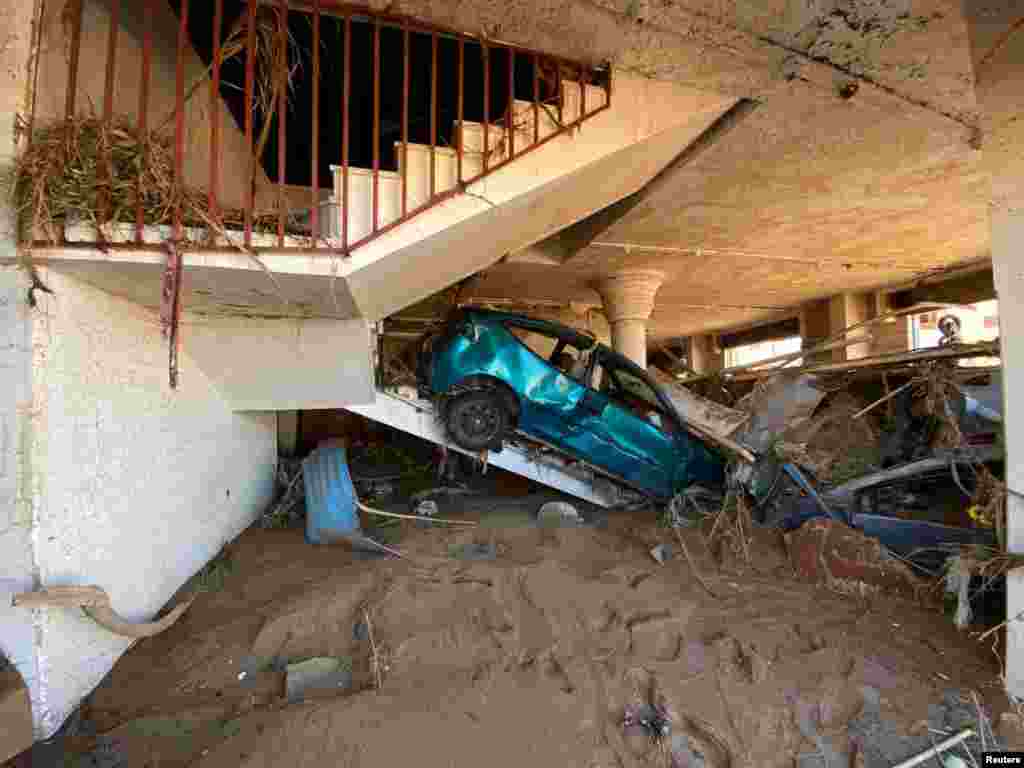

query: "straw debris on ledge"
xmin=6 ymin=116 xmax=309 ymax=247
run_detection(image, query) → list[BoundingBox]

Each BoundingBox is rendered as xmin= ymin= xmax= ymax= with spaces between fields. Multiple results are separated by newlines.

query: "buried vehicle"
xmin=758 ymin=448 xmax=1003 ymax=575
xmin=418 ymin=307 xmax=725 ymax=500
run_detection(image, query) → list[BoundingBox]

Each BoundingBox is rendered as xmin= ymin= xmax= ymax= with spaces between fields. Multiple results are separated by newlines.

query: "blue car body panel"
xmin=426 ymin=308 xmax=724 ymax=499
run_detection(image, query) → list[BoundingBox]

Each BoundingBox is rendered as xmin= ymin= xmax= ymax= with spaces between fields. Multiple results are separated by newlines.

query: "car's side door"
xmin=566 ymin=351 xmax=678 ymax=497
xmin=497 ymin=320 xmax=591 ymax=448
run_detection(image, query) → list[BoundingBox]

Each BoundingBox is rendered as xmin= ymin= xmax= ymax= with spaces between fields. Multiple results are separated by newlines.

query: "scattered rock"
xmin=537 ymin=501 xmax=581 ymax=525
xmin=650 ymin=543 xmax=673 ymax=564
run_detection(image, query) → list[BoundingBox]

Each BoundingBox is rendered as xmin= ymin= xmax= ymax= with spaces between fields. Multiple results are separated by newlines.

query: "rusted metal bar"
xmin=456 ymin=33 xmax=464 ymax=184
xmin=209 ymin=0 xmax=223 ymax=221
xmin=532 ymin=53 xmax=539 ymax=145
xmin=174 ymin=0 xmax=189 ymax=238
xmin=556 ymin=63 xmax=562 ymax=125
xmin=310 ymin=0 xmax=320 ymax=240
xmin=579 ymin=64 xmax=586 ymax=119
xmin=160 ymin=241 xmax=184 ymax=388
xmin=244 ymin=0 xmax=256 ymax=247
xmin=98 ymin=0 xmax=120 ymax=228
xmin=102 ymin=0 xmax=119 ymax=121
xmin=341 ymin=13 xmax=351 ymax=251
xmin=64 ymin=0 xmax=82 ymax=119
xmin=26 ymin=0 xmax=46 ymax=141
xmin=401 ymin=23 xmax=409 ymax=216
xmin=429 ymin=32 xmax=437 ymax=198
xmin=482 ymin=42 xmax=489 ymax=171
xmin=277 ymin=0 xmax=288 ymax=247
xmin=372 ymin=17 xmax=380 ymax=232
xmin=507 ymin=48 xmax=515 ymax=159
xmin=135 ymin=0 xmax=154 ymax=243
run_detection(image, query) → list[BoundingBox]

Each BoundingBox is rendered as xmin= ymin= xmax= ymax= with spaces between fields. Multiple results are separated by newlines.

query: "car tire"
xmin=446 ymin=390 xmax=510 ymax=452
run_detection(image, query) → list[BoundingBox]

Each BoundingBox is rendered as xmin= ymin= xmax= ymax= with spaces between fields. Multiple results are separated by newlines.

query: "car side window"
xmin=592 ymin=357 xmax=674 ymax=432
xmin=505 ymin=324 xmax=560 ymax=360
xmin=504 ymin=322 xmax=587 ymax=381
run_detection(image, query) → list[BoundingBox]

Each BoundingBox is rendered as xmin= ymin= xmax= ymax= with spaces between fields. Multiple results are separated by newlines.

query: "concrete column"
xmin=689 ymin=334 xmax=723 ymax=374
xmin=828 ymin=292 xmax=871 ymax=361
xmin=965 ymin=4 xmax=1024 ymax=697
xmin=593 ymin=271 xmax=665 ymax=367
xmin=798 ymin=299 xmax=831 ymax=366
xmin=871 ymin=291 xmax=913 ymax=356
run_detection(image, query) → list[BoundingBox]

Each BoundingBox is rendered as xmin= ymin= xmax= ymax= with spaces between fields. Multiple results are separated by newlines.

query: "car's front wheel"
xmin=445 ymin=391 xmax=509 ymax=452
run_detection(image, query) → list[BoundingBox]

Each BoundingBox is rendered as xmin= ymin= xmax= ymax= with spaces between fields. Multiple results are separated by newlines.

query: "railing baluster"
xmin=401 ymin=23 xmax=409 ymax=217
xmin=532 ymin=53 xmax=539 ymax=145
xmin=277 ymin=0 xmax=288 ymax=247
xmin=99 ymin=0 xmax=119 ymax=230
xmin=430 ymin=31 xmax=437 ymax=199
xmin=209 ymin=0 xmax=223 ymax=223
xmin=579 ymin=64 xmax=585 ymax=122
xmin=342 ymin=13 xmax=350 ymax=251
xmin=64 ymin=0 xmax=82 ymax=120
xmin=243 ymin=0 xmax=256 ymax=248
xmin=456 ymin=33 xmax=464 ymax=184
xmin=136 ymin=0 xmax=154 ymax=243
xmin=507 ymin=48 xmax=514 ymax=159
xmin=174 ymin=0 xmax=189 ymax=239
xmin=310 ymin=0 xmax=320 ymax=242
xmin=482 ymin=42 xmax=489 ymax=172
xmin=102 ymin=0 xmax=119 ymax=122
xmin=556 ymin=63 xmax=562 ymax=126
xmin=372 ymin=18 xmax=380 ymax=233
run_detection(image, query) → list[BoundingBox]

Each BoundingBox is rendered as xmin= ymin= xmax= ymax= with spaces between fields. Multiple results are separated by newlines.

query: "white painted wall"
xmin=187 ymin=315 xmax=375 ymax=411
xmin=4 ymin=267 xmax=277 ymax=738
xmin=0 ymin=268 xmax=39 ymax=736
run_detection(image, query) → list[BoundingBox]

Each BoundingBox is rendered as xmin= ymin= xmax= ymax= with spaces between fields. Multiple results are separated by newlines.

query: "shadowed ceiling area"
xmin=445 ymin=0 xmax=994 ymax=342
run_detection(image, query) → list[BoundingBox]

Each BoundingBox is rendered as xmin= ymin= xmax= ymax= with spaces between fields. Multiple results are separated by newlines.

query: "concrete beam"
xmin=719 ymin=317 xmax=800 ymax=350
xmin=888 ymin=267 xmax=996 ymax=309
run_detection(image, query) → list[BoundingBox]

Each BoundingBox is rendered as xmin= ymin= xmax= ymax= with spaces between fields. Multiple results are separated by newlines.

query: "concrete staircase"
xmin=28 ymin=72 xmax=735 ymax=410
xmin=322 ymin=81 xmax=605 ymax=244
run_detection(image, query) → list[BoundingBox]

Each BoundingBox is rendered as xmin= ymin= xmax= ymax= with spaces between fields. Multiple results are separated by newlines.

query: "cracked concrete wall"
xmin=21 ymin=268 xmax=277 ymax=737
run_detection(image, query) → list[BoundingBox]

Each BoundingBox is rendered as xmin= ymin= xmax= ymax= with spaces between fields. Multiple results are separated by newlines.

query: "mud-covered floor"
xmin=58 ymin=507 xmax=1018 ymax=768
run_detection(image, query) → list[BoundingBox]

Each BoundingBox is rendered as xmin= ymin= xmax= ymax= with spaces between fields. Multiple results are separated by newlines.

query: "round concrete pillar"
xmin=593 ymin=271 xmax=665 ymax=368
xmin=609 ymin=317 xmax=649 ymax=366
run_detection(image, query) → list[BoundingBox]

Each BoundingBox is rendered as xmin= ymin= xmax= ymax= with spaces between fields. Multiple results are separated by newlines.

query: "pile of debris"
xmin=655 ymin=324 xmax=1005 ymax=625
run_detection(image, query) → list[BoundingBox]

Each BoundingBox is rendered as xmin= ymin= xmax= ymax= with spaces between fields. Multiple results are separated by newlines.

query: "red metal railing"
xmin=47 ymin=0 xmax=611 ymax=257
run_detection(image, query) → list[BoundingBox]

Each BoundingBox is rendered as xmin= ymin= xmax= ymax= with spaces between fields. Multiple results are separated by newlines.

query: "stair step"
xmin=323 ymin=166 xmax=402 ymax=242
xmin=395 ymin=143 xmax=466 ymax=211
xmin=318 ymin=80 xmax=608 ymax=242
xmin=456 ymin=81 xmax=608 ymax=158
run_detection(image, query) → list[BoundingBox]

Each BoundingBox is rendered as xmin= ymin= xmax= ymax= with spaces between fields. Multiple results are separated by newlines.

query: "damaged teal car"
xmin=418 ymin=307 xmax=725 ymax=500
